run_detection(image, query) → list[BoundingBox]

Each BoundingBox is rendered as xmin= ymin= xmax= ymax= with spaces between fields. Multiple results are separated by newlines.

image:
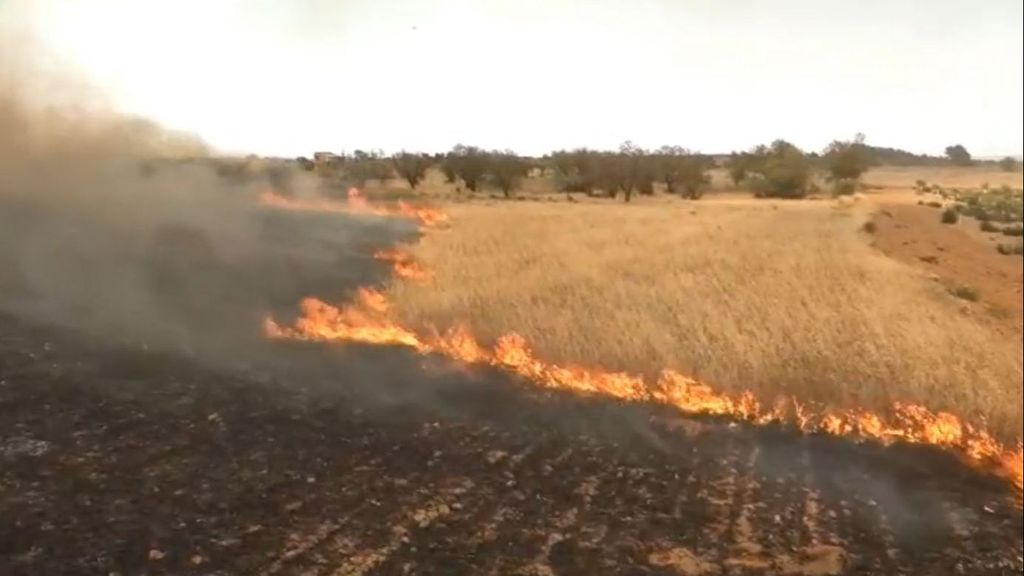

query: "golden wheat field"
xmin=381 ymin=170 xmax=1024 ymax=443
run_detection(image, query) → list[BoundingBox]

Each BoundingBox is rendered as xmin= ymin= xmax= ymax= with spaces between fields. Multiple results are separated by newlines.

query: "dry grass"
xmin=864 ymin=165 xmax=1024 ymax=190
xmin=388 ymin=198 xmax=1023 ymax=443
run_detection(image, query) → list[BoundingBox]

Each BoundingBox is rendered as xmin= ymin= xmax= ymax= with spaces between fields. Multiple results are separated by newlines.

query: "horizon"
xmin=4 ymin=0 xmax=1023 ymax=158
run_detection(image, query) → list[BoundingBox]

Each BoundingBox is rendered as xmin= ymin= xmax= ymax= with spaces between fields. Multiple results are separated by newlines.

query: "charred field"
xmin=2 ymin=208 xmax=1023 ymax=576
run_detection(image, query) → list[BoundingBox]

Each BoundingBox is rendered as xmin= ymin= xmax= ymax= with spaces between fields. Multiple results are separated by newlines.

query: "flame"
xmin=373 ymin=249 xmax=432 ymax=282
xmin=258 ymin=190 xmax=349 ymax=214
xmin=263 ymin=193 xmax=1023 ymax=502
xmin=258 ymin=188 xmax=447 ymax=229
xmin=265 ymin=289 xmax=1024 ymax=501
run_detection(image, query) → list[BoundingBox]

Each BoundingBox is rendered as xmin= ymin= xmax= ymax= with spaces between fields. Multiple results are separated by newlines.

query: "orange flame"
xmin=265 ymin=290 xmax=1024 ymax=501
xmin=373 ymin=249 xmax=432 ymax=282
xmin=263 ymin=192 xmax=1023 ymax=502
xmin=258 ymin=188 xmax=447 ymax=229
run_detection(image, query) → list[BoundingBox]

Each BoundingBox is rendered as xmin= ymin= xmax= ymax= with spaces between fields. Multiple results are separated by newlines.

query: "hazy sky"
xmin=5 ymin=0 xmax=1023 ymax=157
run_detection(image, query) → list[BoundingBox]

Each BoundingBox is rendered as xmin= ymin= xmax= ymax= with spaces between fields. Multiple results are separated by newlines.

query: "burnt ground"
xmin=1 ymin=207 xmax=1023 ymax=576
xmin=1 ymin=313 xmax=1023 ymax=576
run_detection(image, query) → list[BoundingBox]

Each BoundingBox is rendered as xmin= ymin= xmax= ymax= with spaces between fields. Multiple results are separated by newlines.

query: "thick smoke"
xmin=0 ymin=33 xmax=411 ymax=363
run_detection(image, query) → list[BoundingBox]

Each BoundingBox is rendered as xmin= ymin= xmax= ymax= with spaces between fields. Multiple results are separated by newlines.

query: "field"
xmin=378 ymin=165 xmax=1024 ymax=443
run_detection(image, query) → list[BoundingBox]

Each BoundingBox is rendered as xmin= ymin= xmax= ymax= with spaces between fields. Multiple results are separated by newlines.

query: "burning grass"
xmin=263 ymin=189 xmax=1024 ymax=499
xmin=259 ymin=188 xmax=449 ymax=229
xmin=266 ymin=286 xmax=1024 ymax=499
xmin=384 ymin=201 xmax=1023 ymax=449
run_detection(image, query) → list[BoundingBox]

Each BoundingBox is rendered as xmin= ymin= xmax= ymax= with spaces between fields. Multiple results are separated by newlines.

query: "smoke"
xmin=0 ymin=30 xmax=412 ymax=364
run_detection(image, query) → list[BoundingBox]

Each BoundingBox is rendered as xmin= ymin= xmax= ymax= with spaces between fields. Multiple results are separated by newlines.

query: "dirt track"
xmin=2 ymin=310 xmax=1022 ymax=576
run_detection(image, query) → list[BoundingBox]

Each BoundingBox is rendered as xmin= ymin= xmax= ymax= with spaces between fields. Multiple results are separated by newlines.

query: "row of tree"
xmin=297 ymin=140 xmax=1019 ymax=202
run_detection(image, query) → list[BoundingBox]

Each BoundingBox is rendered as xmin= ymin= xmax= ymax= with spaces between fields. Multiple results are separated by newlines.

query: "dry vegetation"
xmin=387 ymin=196 xmax=1023 ymax=443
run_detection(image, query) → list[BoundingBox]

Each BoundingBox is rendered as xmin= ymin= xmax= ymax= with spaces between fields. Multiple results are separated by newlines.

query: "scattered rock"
xmin=148 ymin=549 xmax=166 ymax=561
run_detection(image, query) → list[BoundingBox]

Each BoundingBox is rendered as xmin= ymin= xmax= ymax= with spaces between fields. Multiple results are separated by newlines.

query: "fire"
xmin=258 ymin=190 xmax=349 ymax=214
xmin=258 ymin=188 xmax=448 ymax=229
xmin=263 ymin=193 xmax=1024 ymax=502
xmin=373 ymin=249 xmax=432 ymax=282
xmin=265 ymin=288 xmax=1024 ymax=501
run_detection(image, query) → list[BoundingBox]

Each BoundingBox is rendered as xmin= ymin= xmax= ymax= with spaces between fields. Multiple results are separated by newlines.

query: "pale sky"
xmin=4 ymin=0 xmax=1023 ymax=157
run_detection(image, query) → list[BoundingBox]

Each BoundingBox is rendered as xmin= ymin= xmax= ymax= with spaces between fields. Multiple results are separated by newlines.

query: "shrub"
xmin=487 ymin=151 xmax=529 ymax=198
xmin=940 ymin=208 xmax=959 ymax=224
xmin=446 ymin=145 xmax=489 ymax=191
xmin=391 ymin=152 xmax=433 ymax=189
xmin=998 ymin=156 xmax=1020 ymax=173
xmin=980 ymin=220 xmax=1001 ymax=233
xmin=832 ymin=178 xmax=858 ymax=196
xmin=996 ymin=243 xmax=1024 ymax=256
xmin=861 ymin=221 xmax=878 ymax=234
xmin=824 ymin=135 xmax=871 ymax=182
xmin=726 ymin=152 xmax=754 ymax=186
xmin=743 ymin=140 xmax=812 ymax=199
xmin=925 ymin=201 xmax=943 ymax=209
xmin=944 ymin=144 xmax=973 ymax=166
xmin=1001 ymin=224 xmax=1024 ymax=237
xmin=950 ymin=284 xmax=980 ymax=302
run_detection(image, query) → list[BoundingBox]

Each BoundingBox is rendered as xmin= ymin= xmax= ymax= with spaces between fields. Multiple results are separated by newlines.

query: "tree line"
xmin=296 ymin=139 xmax=1019 ymax=202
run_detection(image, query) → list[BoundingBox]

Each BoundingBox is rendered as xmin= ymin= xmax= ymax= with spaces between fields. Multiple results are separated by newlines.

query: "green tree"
xmin=945 ymin=144 xmax=973 ymax=166
xmin=391 ymin=152 xmax=433 ymax=189
xmin=656 ymin=146 xmax=712 ymax=198
xmin=824 ymin=133 xmax=870 ymax=182
xmin=746 ymin=140 xmax=812 ymax=199
xmin=447 ymin=144 xmax=489 ymax=191
xmin=488 ymin=151 xmax=530 ymax=198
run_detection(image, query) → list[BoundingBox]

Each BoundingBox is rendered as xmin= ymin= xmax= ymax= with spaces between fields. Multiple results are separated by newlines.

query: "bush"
xmin=391 ymin=152 xmax=433 ymax=189
xmin=832 ymin=178 xmax=858 ymax=196
xmin=996 ymin=243 xmax=1024 ymax=256
xmin=742 ymin=140 xmax=812 ymax=199
xmin=861 ymin=221 xmax=878 ymax=234
xmin=824 ymin=135 xmax=870 ymax=182
xmin=998 ymin=156 xmax=1020 ymax=173
xmin=446 ymin=145 xmax=489 ymax=191
xmin=950 ymin=284 xmax=980 ymax=302
xmin=925 ymin=201 xmax=943 ymax=209
xmin=1001 ymin=224 xmax=1024 ymax=237
xmin=944 ymin=144 xmax=973 ymax=166
xmin=980 ymin=220 xmax=1001 ymax=233
xmin=487 ymin=151 xmax=530 ymax=198
xmin=940 ymin=208 xmax=959 ymax=224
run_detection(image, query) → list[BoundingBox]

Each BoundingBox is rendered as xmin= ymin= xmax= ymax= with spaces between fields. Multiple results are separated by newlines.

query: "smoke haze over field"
xmin=0 ymin=33 xmax=412 ymax=362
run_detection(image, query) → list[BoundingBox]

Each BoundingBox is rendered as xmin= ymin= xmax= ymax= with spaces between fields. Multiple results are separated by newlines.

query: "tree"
xmin=439 ymin=156 xmax=458 ymax=183
xmin=945 ymin=144 xmax=973 ymax=166
xmin=824 ymin=134 xmax=870 ymax=182
xmin=655 ymin=145 xmax=686 ymax=193
xmin=392 ymin=152 xmax=432 ymax=189
xmin=655 ymin=146 xmax=711 ymax=198
xmin=745 ymin=140 xmax=813 ymax=199
xmin=488 ymin=151 xmax=529 ymax=198
xmin=552 ymin=149 xmax=599 ymax=195
xmin=605 ymin=141 xmax=654 ymax=203
xmin=998 ymin=156 xmax=1020 ymax=173
xmin=726 ymin=152 xmax=753 ymax=187
xmin=447 ymin=145 xmax=489 ymax=192
xmin=677 ymin=154 xmax=713 ymax=199
xmin=346 ymin=150 xmax=393 ymax=186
